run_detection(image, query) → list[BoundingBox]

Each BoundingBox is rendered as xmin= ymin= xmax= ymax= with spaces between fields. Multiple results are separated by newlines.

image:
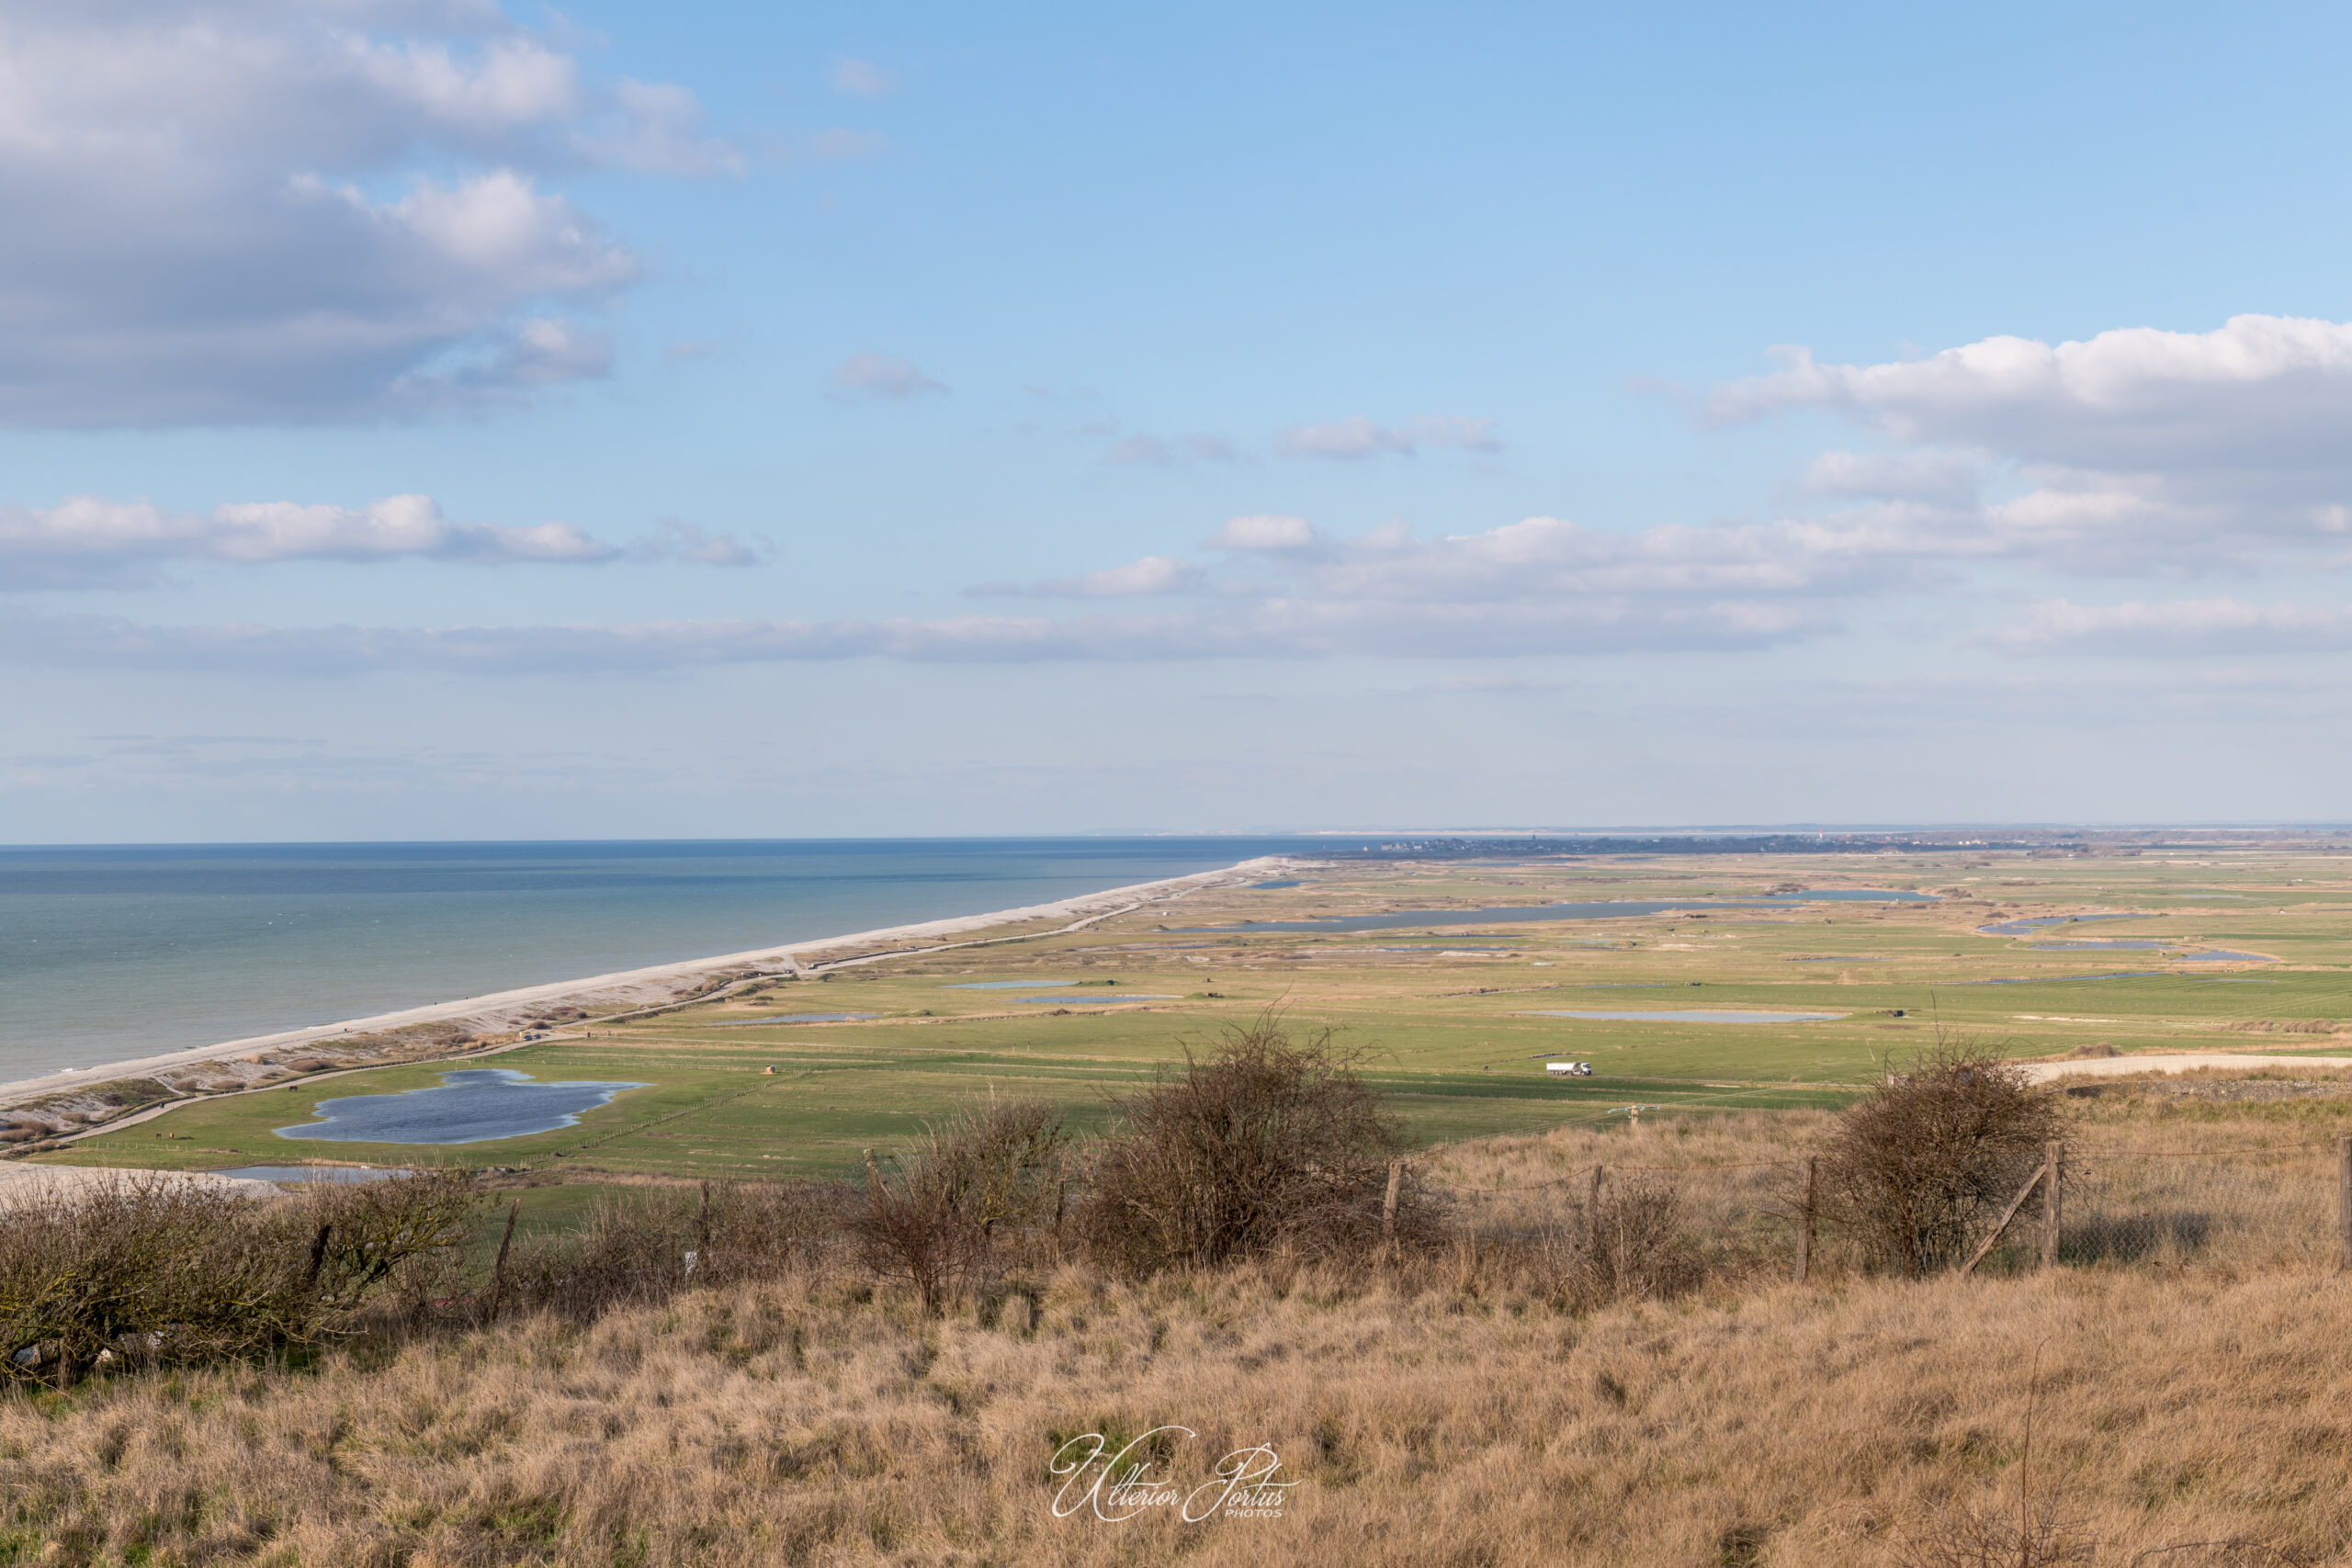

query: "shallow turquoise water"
xmin=0 ymin=837 xmax=1316 ymax=1076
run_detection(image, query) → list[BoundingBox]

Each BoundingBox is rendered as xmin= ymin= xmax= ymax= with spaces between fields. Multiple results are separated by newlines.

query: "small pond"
xmin=1174 ymin=890 xmax=1936 ymax=935
xmin=276 ymin=1068 xmax=649 ymax=1145
xmin=1021 ymin=994 xmax=1178 ymax=1004
xmin=1521 ymin=1010 xmax=1849 ymax=1024
xmin=1966 ymin=972 xmax=2163 ymax=985
xmin=1250 ymin=879 xmax=1311 ymax=889
xmin=715 ymin=1012 xmax=878 ymax=1025
xmin=215 ymin=1165 xmax=415 ymax=1184
xmin=2180 ymin=950 xmax=2274 ymax=962
xmin=1977 ymin=914 xmax=2150 ymax=936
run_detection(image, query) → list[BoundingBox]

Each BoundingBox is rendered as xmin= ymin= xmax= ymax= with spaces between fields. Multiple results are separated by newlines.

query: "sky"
xmin=6 ymin=0 xmax=2352 ymax=840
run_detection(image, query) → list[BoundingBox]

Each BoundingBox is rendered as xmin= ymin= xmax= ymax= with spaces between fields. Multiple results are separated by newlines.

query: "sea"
xmin=0 ymin=838 xmax=1318 ymax=1080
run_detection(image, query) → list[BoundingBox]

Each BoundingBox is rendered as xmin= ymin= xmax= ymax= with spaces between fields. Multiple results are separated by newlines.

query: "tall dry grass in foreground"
xmin=5 ymin=1258 xmax=2350 ymax=1566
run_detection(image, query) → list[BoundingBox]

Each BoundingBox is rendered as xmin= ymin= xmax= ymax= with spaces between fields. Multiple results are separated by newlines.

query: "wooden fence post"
xmin=488 ymin=1199 xmax=520 ymax=1322
xmin=1585 ymin=1164 xmax=1605 ymax=1259
xmin=864 ymin=1148 xmax=886 ymax=1203
xmin=2041 ymin=1141 xmax=2063 ymax=1269
xmin=2337 ymin=1137 xmax=2351 ymax=1272
xmin=1796 ymin=1157 xmax=1816 ymax=1285
xmin=1382 ymin=1160 xmax=1403 ymax=1257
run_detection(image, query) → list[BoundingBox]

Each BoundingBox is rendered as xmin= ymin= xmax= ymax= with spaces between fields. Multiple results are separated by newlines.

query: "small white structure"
xmin=1545 ymin=1061 xmax=1594 ymax=1077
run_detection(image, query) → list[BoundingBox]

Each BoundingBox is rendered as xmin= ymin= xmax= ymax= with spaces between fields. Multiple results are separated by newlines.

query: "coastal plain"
xmin=21 ymin=840 xmax=2349 ymax=1246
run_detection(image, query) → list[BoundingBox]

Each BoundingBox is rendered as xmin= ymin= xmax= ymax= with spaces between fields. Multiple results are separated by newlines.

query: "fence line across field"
xmin=1419 ymin=1137 xmax=2352 ymax=1277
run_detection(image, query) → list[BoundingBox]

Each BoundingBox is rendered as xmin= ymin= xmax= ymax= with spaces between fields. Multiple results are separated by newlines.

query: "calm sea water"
xmin=0 ymin=838 xmax=1313 ymax=1077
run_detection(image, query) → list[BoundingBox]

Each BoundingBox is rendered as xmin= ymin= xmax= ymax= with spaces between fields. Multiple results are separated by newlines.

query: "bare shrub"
xmin=1569 ymin=1174 xmax=1702 ymax=1307
xmin=1 ymin=1168 xmax=482 ymax=1381
xmin=1823 ymin=1042 xmax=2058 ymax=1276
xmin=852 ymin=1098 xmax=1070 ymax=1314
xmin=1076 ymin=1018 xmax=1430 ymax=1275
xmin=695 ymin=1179 xmax=851 ymax=1287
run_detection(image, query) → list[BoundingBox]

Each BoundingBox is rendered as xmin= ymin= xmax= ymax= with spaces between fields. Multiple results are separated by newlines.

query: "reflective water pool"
xmin=276 ymin=1068 xmax=648 ymax=1145
xmin=1521 ymin=1010 xmax=1848 ymax=1023
xmin=1020 ymin=995 xmax=1178 ymax=1004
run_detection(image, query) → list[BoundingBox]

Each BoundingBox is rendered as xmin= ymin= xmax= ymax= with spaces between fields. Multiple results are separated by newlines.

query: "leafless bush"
xmin=1568 ymin=1174 xmax=1702 ymax=1308
xmin=1823 ymin=1041 xmax=2058 ymax=1276
xmin=1 ymin=1169 xmax=483 ymax=1382
xmin=851 ymin=1098 xmax=1069 ymax=1314
xmin=1076 ymin=1018 xmax=1432 ymax=1275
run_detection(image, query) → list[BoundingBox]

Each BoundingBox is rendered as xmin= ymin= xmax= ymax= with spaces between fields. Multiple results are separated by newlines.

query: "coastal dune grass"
xmin=4 ymin=1260 xmax=2350 ymax=1565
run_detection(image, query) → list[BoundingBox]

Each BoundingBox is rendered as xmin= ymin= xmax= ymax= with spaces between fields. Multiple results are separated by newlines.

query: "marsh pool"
xmin=275 ymin=1068 xmax=648 ymax=1145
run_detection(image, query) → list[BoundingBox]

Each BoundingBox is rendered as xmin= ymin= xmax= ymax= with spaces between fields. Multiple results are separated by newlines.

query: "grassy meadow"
xmin=30 ymin=843 xmax=2352 ymax=1191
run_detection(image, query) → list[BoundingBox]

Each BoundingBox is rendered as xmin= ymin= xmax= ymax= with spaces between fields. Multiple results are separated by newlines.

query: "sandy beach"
xmin=0 ymin=853 xmax=1306 ymax=1110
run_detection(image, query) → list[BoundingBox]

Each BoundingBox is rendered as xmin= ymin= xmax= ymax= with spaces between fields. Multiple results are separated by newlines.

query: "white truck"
xmin=1545 ymin=1061 xmax=1594 ymax=1077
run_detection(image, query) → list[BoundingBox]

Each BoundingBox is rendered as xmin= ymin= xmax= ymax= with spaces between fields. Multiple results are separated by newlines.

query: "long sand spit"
xmin=0 ymin=854 xmax=1307 ymax=1111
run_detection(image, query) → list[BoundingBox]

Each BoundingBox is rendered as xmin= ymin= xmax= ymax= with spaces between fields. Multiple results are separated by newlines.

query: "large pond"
xmin=1521 ymin=1010 xmax=1848 ymax=1024
xmin=276 ymin=1068 xmax=648 ymax=1145
xmin=1175 ymin=890 xmax=1936 ymax=935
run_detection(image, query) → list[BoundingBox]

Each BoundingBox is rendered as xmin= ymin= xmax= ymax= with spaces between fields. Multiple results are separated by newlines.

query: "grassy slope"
xmin=4 ymin=1254 xmax=2348 ymax=1564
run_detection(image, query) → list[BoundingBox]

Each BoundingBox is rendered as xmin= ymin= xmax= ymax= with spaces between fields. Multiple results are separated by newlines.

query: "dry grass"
xmin=5 ymin=1259 xmax=2351 ymax=1565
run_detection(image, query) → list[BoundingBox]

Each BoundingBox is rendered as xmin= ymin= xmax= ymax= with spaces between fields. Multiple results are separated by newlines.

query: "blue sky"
xmin=6 ymin=0 xmax=2352 ymax=840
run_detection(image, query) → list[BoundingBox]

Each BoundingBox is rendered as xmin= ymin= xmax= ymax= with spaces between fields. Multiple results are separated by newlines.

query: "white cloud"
xmin=0 ymin=493 xmax=758 ymax=587
xmin=829 ymin=352 xmax=945 ymax=399
xmin=827 ymin=57 xmax=899 ymax=97
xmin=1204 ymin=513 xmax=1318 ymax=551
xmin=0 ymin=0 xmax=735 ymax=425
xmin=1277 ymin=414 xmax=1503 ymax=459
xmin=1802 ymin=449 xmax=1986 ymax=505
xmin=1984 ymin=598 xmax=2352 ymax=656
xmin=971 ymin=556 xmax=1205 ymax=599
xmin=1710 ymin=315 xmax=2352 ymax=572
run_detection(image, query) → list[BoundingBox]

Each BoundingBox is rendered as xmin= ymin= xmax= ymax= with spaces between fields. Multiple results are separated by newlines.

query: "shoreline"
xmin=0 ymin=853 xmax=1305 ymax=1108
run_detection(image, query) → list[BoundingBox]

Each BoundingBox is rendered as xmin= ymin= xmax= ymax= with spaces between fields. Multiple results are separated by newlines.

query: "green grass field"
xmin=33 ymin=845 xmax=2352 ymax=1181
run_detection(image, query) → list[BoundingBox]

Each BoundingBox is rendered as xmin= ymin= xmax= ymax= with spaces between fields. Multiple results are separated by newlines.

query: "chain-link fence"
xmin=1425 ymin=1140 xmax=2352 ymax=1284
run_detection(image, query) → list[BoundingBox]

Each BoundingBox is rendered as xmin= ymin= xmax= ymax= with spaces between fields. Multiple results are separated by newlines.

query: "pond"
xmin=1977 ymin=914 xmax=2151 ymax=936
xmin=214 ymin=1165 xmax=415 ymax=1184
xmin=2029 ymin=941 xmax=2167 ymax=950
xmin=1020 ymin=994 xmax=1178 ymax=1004
xmin=1520 ymin=1010 xmax=1849 ymax=1024
xmin=275 ymin=1068 xmax=649 ymax=1145
xmin=943 ymin=980 xmax=1072 ymax=989
xmin=714 ymin=1012 xmax=878 ymax=1024
xmin=1173 ymin=890 xmax=1936 ymax=935
xmin=2180 ymin=950 xmax=2274 ymax=962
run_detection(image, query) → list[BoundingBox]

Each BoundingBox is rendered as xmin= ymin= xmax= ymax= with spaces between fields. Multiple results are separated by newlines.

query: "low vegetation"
xmin=5 ymin=1024 xmax=2349 ymax=1564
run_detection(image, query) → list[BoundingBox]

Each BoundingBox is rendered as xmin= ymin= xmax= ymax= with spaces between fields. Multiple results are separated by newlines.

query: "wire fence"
xmin=1422 ymin=1140 xmax=2352 ymax=1280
